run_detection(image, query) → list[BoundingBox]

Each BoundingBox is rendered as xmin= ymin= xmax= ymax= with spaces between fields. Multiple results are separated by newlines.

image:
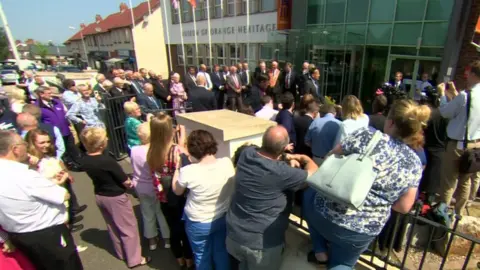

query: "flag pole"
xmin=162 ymin=0 xmax=173 ymax=72
xmin=221 ymin=0 xmax=225 ymax=67
xmin=246 ymin=0 xmax=250 ymax=64
xmin=178 ymin=2 xmax=187 ymax=76
xmin=192 ymin=4 xmax=199 ymax=68
xmin=206 ymin=0 xmax=213 ymax=70
xmin=234 ymin=0 xmax=237 ymax=65
xmin=147 ymin=0 xmax=152 ymax=15
xmin=128 ymin=0 xmax=138 ymax=71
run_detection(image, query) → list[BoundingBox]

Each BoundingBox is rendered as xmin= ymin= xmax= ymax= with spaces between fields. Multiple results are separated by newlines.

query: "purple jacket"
xmin=36 ymin=98 xmax=71 ymax=136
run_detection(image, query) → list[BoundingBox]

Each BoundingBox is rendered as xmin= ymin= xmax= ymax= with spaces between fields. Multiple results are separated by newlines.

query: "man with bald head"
xmin=227 ymin=126 xmax=317 ymax=269
xmin=197 ymin=64 xmax=213 ymax=91
xmin=188 ymin=74 xmax=217 ymax=112
xmin=138 ymin=83 xmax=163 ymax=114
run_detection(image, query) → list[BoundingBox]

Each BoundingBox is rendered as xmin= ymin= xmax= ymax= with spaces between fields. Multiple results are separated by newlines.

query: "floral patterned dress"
xmin=314 ymin=128 xmax=423 ymax=236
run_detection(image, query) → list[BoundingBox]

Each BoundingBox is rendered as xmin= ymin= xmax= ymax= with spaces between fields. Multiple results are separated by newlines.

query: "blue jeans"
xmin=304 ymin=189 xmax=375 ymax=270
xmin=184 ymin=214 xmax=230 ymax=270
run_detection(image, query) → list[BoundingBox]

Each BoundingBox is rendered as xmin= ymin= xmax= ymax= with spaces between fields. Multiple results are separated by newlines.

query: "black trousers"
xmin=65 ymin=181 xmax=81 ymax=224
xmin=63 ymin=134 xmax=82 ymax=165
xmin=214 ymin=89 xmax=225 ymax=109
xmin=227 ymin=95 xmax=243 ymax=111
xmin=160 ymin=202 xmax=193 ymax=260
xmin=9 ymin=224 xmax=83 ymax=270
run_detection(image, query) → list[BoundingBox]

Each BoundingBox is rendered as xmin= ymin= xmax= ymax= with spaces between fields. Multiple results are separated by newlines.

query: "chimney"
xmin=95 ymin=14 xmax=102 ymax=23
xmin=120 ymin=3 xmax=128 ymax=13
xmin=80 ymin=23 xmax=86 ymax=29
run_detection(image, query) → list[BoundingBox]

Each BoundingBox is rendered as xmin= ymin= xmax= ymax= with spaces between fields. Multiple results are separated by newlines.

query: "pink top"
xmin=170 ymin=82 xmax=186 ymax=98
xmin=130 ymin=145 xmax=155 ymax=196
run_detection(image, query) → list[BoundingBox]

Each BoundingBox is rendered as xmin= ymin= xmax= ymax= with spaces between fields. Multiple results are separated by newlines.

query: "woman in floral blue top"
xmin=304 ymin=99 xmax=431 ymax=269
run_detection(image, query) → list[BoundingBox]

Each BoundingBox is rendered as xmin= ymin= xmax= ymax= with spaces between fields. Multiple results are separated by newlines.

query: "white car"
xmin=0 ymin=70 xmax=18 ymax=85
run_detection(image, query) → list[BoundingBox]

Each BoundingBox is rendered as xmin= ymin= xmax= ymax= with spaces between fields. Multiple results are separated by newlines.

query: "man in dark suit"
xmin=93 ymin=73 xmax=107 ymax=94
xmin=184 ymin=66 xmax=198 ymax=93
xmin=298 ymin=61 xmax=310 ymax=92
xmin=281 ymin=62 xmax=298 ymax=97
xmin=138 ymin=83 xmax=163 ymax=114
xmin=211 ymin=64 xmax=226 ymax=109
xmin=226 ymin=66 xmax=243 ymax=111
xmin=244 ymin=73 xmax=268 ymax=112
xmin=253 ymin=61 xmax=268 ymax=85
xmin=148 ymin=72 xmax=171 ymax=106
xmin=188 ymin=75 xmax=217 ymax=112
xmin=304 ymin=68 xmax=326 ymax=104
xmin=294 ymin=101 xmax=318 ymax=157
xmin=389 ymin=71 xmax=407 ymax=92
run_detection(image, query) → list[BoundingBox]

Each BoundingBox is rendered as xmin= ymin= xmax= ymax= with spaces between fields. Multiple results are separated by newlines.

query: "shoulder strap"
xmin=361 ymin=131 xmax=383 ymax=159
xmin=464 ymin=91 xmax=472 ymax=149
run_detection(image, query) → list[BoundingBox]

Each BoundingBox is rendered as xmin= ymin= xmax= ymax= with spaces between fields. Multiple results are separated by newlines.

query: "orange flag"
xmin=188 ymin=0 xmax=196 ymax=8
xmin=476 ymin=15 xmax=480 ymax=34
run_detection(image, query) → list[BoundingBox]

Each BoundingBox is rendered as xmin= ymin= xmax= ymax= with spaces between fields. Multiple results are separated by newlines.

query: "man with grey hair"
xmin=226 ymin=125 xmax=317 ymax=269
xmin=0 ymin=130 xmax=83 ymax=269
xmin=93 ymin=73 xmax=107 ymax=94
xmin=138 ymin=83 xmax=163 ymax=113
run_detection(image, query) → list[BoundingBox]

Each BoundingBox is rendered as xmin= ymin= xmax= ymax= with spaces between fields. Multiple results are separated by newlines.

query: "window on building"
xmin=346 ymin=0 xmax=368 ymax=22
xmin=230 ymin=44 xmax=240 ymax=65
xmin=172 ymin=5 xmax=179 ymax=23
xmin=426 ymin=0 xmax=454 ymax=21
xmin=245 ymin=44 xmax=258 ymax=67
xmin=93 ymin=36 xmax=98 ymax=46
xmin=260 ymin=44 xmax=274 ymax=60
xmin=242 ymin=0 xmax=258 ymax=14
xmin=182 ymin=0 xmax=192 ymax=22
xmin=216 ymin=44 xmax=225 ymax=65
xmin=214 ymin=0 xmax=223 ymax=18
xmin=260 ymin=0 xmax=275 ymax=12
xmin=307 ymin=0 xmax=325 ymax=25
xmin=370 ymin=0 xmax=395 ymax=22
xmin=125 ymin=29 xmax=131 ymax=43
xmin=227 ymin=0 xmax=239 ymax=16
xmin=186 ymin=45 xmax=194 ymax=65
xmin=325 ymin=0 xmax=346 ymax=23
xmin=177 ymin=45 xmax=185 ymax=65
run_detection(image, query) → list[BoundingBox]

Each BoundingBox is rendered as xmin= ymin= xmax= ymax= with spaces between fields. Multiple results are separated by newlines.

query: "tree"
xmin=34 ymin=43 xmax=49 ymax=64
xmin=0 ymin=27 xmax=10 ymax=60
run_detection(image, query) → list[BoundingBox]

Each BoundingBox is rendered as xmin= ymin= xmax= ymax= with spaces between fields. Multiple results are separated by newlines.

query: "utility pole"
xmin=0 ymin=1 xmax=21 ymax=69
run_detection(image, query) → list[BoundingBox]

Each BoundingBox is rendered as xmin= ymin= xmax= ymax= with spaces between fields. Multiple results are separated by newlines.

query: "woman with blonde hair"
xmin=8 ymin=88 xmax=26 ymax=114
xmin=147 ymin=113 xmax=193 ymax=269
xmin=334 ymin=95 xmax=369 ymax=145
xmin=80 ymin=127 xmax=150 ymax=268
xmin=130 ymin=122 xmax=171 ymax=251
xmin=304 ymin=99 xmax=430 ymax=269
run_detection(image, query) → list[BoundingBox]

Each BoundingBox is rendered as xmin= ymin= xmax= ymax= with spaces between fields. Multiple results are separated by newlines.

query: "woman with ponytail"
xmin=304 ymin=99 xmax=430 ymax=269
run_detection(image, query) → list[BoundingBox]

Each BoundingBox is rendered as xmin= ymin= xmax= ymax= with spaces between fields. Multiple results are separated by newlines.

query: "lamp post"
xmin=69 ymin=26 xmax=89 ymax=68
xmin=0 ymin=2 xmax=21 ymax=68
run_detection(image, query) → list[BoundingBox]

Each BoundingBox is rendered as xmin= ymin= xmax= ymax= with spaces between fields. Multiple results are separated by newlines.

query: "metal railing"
xmin=102 ymin=95 xmax=192 ymax=160
xmin=289 ymin=198 xmax=480 ymax=270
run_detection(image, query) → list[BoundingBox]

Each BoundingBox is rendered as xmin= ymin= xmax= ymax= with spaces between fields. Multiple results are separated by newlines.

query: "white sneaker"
xmin=76 ymin=245 xmax=88 ymax=252
xmin=149 ymin=243 xmax=158 ymax=251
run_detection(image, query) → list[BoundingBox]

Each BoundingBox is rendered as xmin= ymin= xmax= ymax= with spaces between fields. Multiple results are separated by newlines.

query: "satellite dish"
xmin=95 ymin=27 xmax=102 ymax=32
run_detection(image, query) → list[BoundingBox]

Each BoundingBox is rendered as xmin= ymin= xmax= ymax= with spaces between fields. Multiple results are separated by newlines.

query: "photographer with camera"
xmin=438 ymin=60 xmax=480 ymax=215
xmin=419 ymin=86 xmax=448 ymax=203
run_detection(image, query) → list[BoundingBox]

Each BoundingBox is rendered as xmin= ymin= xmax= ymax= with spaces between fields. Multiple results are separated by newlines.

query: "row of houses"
xmin=64 ymin=1 xmax=168 ymax=77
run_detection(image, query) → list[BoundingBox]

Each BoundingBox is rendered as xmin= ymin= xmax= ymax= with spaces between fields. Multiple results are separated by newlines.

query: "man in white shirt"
xmin=438 ymin=60 xmax=480 ymax=214
xmin=197 ymin=64 xmax=213 ymax=91
xmin=0 ymin=130 xmax=83 ymax=269
xmin=255 ymin=95 xmax=278 ymax=121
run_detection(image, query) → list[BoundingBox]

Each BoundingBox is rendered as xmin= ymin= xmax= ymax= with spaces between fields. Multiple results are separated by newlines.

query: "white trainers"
xmin=149 ymin=243 xmax=158 ymax=251
xmin=76 ymin=245 xmax=88 ymax=252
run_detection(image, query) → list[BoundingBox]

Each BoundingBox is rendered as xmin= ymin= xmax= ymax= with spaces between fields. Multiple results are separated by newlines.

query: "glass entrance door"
xmin=386 ymin=55 xmax=442 ymax=98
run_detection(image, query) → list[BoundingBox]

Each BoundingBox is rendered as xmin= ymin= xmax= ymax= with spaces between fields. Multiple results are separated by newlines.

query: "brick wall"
xmin=454 ymin=1 xmax=480 ymax=89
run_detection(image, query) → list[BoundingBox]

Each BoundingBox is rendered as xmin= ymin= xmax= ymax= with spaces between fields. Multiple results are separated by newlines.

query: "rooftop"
xmin=64 ymin=0 xmax=160 ymax=44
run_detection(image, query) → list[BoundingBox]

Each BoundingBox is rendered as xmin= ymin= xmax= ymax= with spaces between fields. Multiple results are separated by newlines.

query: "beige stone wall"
xmin=133 ymin=7 xmax=169 ymax=78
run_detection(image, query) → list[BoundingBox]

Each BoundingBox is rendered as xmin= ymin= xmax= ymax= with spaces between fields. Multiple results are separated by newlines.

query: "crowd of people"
xmin=0 ymin=58 xmax=479 ymax=270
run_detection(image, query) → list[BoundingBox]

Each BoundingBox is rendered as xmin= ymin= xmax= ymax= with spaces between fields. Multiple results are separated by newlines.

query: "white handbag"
xmin=306 ymin=131 xmax=383 ymax=209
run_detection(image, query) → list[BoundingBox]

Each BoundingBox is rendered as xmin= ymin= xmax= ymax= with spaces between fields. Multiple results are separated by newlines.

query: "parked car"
xmin=56 ymin=65 xmax=82 ymax=73
xmin=0 ymin=69 xmax=19 ymax=85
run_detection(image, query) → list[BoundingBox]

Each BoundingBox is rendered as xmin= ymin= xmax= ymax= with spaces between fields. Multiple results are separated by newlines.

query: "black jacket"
xmin=211 ymin=71 xmax=225 ymax=91
xmin=304 ymin=80 xmax=326 ymax=104
xmin=150 ymin=79 xmax=170 ymax=103
xmin=280 ymin=70 xmax=298 ymax=93
xmin=188 ymin=86 xmax=217 ymax=112
xmin=184 ymin=74 xmax=197 ymax=93
xmin=243 ymin=84 xmax=263 ymax=112
xmin=138 ymin=95 xmax=163 ymax=114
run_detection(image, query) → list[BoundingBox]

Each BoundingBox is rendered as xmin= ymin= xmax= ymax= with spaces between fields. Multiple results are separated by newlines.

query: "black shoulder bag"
xmin=459 ymin=91 xmax=480 ymax=173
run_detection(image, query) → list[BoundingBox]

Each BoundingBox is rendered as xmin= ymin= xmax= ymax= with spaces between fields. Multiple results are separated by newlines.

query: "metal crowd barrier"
xmin=289 ymin=198 xmax=480 ymax=270
xmin=102 ymin=94 xmax=192 ymax=160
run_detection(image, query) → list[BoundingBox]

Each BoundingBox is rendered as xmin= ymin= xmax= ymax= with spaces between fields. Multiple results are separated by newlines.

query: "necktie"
xmin=286 ymin=72 xmax=290 ymax=88
xmin=233 ymin=75 xmax=239 ymax=88
xmin=205 ymin=73 xmax=211 ymax=89
xmin=246 ymin=71 xmax=249 ymax=85
xmin=149 ymin=96 xmax=159 ymax=109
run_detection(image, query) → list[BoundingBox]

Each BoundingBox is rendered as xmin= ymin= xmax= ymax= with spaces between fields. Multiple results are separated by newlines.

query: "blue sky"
xmin=1 ymin=0 xmax=147 ymax=45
